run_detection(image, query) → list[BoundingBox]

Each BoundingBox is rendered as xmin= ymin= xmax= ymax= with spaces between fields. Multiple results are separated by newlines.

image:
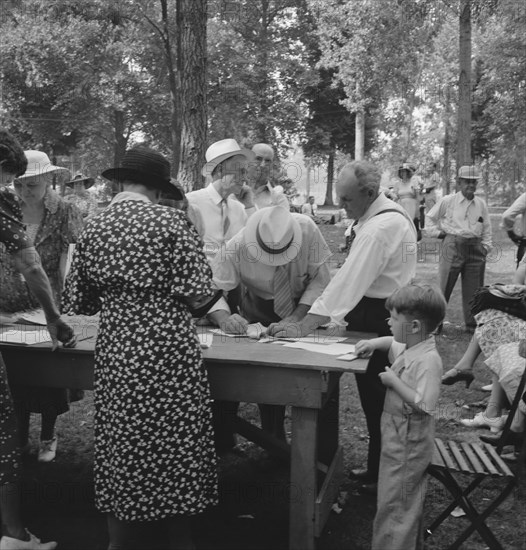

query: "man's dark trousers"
xmin=345 ymin=296 xmax=391 ymax=481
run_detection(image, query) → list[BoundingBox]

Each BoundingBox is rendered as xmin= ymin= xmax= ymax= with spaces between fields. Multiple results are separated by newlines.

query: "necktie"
xmin=346 ymin=220 xmax=359 ymax=249
xmin=221 ymin=199 xmax=230 ymax=237
xmin=273 ymin=265 xmax=294 ymax=319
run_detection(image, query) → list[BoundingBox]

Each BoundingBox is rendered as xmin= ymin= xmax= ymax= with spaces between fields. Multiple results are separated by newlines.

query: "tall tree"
xmin=177 ymin=0 xmax=208 ymax=189
xmin=457 ymin=0 xmax=472 ymax=167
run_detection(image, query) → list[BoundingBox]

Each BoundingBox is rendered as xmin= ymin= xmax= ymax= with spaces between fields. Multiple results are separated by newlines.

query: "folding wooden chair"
xmin=425 ymin=365 xmax=526 ymax=550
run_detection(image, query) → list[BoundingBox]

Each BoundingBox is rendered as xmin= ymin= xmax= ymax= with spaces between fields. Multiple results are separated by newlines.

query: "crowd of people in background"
xmin=1 ymin=126 xmax=525 ymax=550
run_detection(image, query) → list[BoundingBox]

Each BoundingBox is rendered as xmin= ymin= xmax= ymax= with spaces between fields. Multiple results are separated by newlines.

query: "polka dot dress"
xmin=0 ymin=186 xmax=30 ymax=484
xmin=63 ymin=198 xmax=218 ymax=521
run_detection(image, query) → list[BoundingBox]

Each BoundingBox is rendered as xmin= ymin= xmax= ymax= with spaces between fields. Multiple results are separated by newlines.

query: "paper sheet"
xmin=14 ymin=309 xmax=48 ymax=326
xmin=282 ymin=342 xmax=356 ymax=356
xmin=0 ymin=327 xmax=51 ymax=345
xmin=208 ymin=323 xmax=266 ymax=340
xmin=198 ymin=332 xmax=213 ymax=349
xmin=337 ymin=353 xmax=359 ymax=361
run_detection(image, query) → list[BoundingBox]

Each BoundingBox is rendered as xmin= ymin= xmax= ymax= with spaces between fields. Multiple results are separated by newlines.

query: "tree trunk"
xmin=160 ymin=0 xmax=181 ymax=176
xmin=325 ymin=151 xmax=334 ymax=206
xmin=112 ymin=109 xmax=128 ymax=196
xmin=255 ymin=0 xmax=270 ymax=142
xmin=457 ymin=0 xmax=472 ymax=170
xmin=443 ymin=85 xmax=451 ymax=194
xmin=305 ymin=161 xmax=311 ymax=198
xmin=177 ymin=0 xmax=208 ymax=190
xmin=355 ymin=109 xmax=365 ymax=160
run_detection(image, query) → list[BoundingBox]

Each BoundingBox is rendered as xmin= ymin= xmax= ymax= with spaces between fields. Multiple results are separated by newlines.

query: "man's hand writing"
xmin=47 ymin=317 xmax=77 ymax=351
xmin=220 ymin=314 xmax=249 ymax=335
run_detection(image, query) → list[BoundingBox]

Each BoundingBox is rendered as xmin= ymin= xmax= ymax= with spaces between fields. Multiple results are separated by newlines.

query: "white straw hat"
xmin=243 ymin=206 xmax=302 ymax=266
xmin=201 ymin=139 xmax=255 ymax=178
xmin=18 ymin=150 xmax=69 ymax=179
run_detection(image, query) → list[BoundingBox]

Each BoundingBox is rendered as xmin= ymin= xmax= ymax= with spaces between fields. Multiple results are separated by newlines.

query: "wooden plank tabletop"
xmin=0 ymin=319 xmax=373 ymax=374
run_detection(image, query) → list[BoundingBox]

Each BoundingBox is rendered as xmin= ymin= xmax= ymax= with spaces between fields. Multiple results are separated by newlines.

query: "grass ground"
xmin=19 ymin=210 xmax=526 ymax=549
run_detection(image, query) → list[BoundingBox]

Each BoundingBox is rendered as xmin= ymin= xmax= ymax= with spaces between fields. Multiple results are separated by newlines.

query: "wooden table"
xmin=1 ymin=323 xmax=369 ymax=550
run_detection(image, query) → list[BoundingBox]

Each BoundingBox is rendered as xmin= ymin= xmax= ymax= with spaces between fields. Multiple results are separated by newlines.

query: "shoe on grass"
xmin=0 ymin=530 xmax=57 ymax=550
xmin=460 ymin=412 xmax=507 ymax=433
xmin=38 ymin=436 xmax=57 ymax=463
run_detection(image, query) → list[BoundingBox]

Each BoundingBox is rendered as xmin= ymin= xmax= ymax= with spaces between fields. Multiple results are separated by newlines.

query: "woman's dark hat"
xmin=101 ymin=146 xmax=184 ymax=200
xmin=65 ymin=173 xmax=95 ymax=189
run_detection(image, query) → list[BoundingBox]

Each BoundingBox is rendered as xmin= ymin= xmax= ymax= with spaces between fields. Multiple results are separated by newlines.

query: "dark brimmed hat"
xmin=398 ymin=162 xmax=416 ymax=176
xmin=65 ymin=173 xmax=95 ymax=189
xmin=101 ymin=146 xmax=184 ymax=200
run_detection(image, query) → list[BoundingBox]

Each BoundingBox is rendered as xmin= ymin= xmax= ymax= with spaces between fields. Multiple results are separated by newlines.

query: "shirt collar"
xmin=110 ymin=191 xmax=152 ymax=205
xmin=404 ymin=336 xmax=437 ymax=365
xmin=458 ymin=191 xmax=475 ymax=205
xmin=254 ymin=182 xmax=272 ymax=196
xmin=207 ymin=182 xmax=224 ymax=206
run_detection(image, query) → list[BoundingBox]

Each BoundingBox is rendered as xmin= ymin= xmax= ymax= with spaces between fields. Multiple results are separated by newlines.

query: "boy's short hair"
xmin=386 ymin=283 xmax=446 ymax=333
xmin=0 ymin=128 xmax=27 ymax=177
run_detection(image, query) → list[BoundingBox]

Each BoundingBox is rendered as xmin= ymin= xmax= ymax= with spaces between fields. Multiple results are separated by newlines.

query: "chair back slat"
xmin=483 ymin=443 xmax=515 ymax=477
xmin=435 ymin=438 xmax=457 ymax=470
xmin=449 ymin=441 xmax=472 ymax=473
xmin=432 ymin=440 xmax=446 ymax=467
xmin=460 ymin=442 xmax=485 ymax=473
xmin=471 ymin=443 xmax=500 ymax=475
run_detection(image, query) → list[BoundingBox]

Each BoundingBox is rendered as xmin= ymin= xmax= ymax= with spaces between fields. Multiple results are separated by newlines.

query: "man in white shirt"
xmin=209 ymin=206 xmax=332 ymax=442
xmin=186 ymin=139 xmax=255 ymax=262
xmin=301 ymin=196 xmax=318 ymax=218
xmin=502 ymin=192 xmax=526 ymax=266
xmin=425 ymin=165 xmax=492 ymax=329
xmin=268 ymin=160 xmax=417 ymax=491
xmin=243 ymin=143 xmax=289 ymax=213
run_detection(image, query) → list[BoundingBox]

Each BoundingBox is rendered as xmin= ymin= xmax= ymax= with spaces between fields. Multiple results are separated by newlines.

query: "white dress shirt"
xmin=245 ymin=183 xmax=289 ymax=216
xmin=211 ymin=214 xmax=332 ymax=310
xmin=186 ymin=183 xmax=248 ymax=261
xmin=425 ymin=191 xmax=492 ymax=251
xmin=301 ymin=202 xmax=318 ymax=217
xmin=502 ymin=193 xmax=526 ymax=237
xmin=308 ymin=193 xmax=417 ymax=325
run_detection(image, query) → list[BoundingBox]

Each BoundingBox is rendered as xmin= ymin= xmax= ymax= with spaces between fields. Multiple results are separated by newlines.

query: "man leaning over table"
xmin=425 ymin=165 xmax=492 ymax=331
xmin=0 ymin=128 xmax=76 ymax=550
xmin=208 ymin=205 xmax=331 ymax=444
xmin=267 ymin=160 xmax=417 ymax=495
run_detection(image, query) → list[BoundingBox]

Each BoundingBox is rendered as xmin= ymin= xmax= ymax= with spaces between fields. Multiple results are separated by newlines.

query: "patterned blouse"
xmin=0 ymin=187 xmax=83 ymax=312
xmin=0 ymin=186 xmax=32 ymax=253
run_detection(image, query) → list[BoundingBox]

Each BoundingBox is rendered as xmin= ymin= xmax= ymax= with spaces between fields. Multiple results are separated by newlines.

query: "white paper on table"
xmin=282 ymin=342 xmax=356 ymax=356
xmin=197 ymin=332 xmax=212 ymax=349
xmin=13 ymin=309 xmax=47 ymax=326
xmin=337 ymin=353 xmax=359 ymax=361
xmin=0 ymin=327 xmax=51 ymax=345
xmin=208 ymin=328 xmax=249 ymax=338
xmin=260 ymin=335 xmax=347 ymax=345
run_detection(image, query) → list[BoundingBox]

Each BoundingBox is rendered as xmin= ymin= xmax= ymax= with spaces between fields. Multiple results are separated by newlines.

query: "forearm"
xmin=368 ymin=336 xmax=393 ymax=353
xmin=388 ymin=377 xmax=419 ymax=408
xmin=288 ymin=303 xmax=311 ymax=322
xmin=207 ymin=307 xmax=231 ymax=327
xmin=13 ymin=247 xmax=60 ymax=321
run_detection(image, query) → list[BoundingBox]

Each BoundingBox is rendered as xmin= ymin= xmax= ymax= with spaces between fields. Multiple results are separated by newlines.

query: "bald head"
xmin=248 ymin=143 xmax=274 ymax=188
xmin=336 ymin=161 xmax=380 ymax=220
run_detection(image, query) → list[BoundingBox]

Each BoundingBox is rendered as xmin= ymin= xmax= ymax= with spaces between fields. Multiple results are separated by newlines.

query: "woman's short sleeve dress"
xmin=63 ymin=199 xmax=218 ymax=521
xmin=0 ymin=186 xmax=32 ymax=484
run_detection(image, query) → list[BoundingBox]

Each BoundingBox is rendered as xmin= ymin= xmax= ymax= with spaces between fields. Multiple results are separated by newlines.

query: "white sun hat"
xmin=18 ymin=150 xmax=69 ymax=179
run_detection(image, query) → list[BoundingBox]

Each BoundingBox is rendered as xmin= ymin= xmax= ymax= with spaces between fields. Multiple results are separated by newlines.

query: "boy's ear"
xmin=411 ymin=319 xmax=422 ymax=334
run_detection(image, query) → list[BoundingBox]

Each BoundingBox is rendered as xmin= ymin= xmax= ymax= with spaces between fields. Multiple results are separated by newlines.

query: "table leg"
xmin=290 ymin=406 xmax=318 ymax=550
xmin=318 ymin=379 xmax=339 ymax=466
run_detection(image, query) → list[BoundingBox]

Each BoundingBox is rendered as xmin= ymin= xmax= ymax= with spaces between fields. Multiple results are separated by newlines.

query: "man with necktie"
xmin=301 ymin=195 xmax=318 ymax=219
xmin=186 ymin=139 xmax=255 ymax=263
xmin=208 ymin=206 xmax=332 ymax=443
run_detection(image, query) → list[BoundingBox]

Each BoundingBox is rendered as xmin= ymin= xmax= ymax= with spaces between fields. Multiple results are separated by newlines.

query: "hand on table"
xmin=266 ymin=320 xmax=307 ymax=338
xmin=354 ymin=340 xmax=375 ymax=358
xmin=47 ymin=317 xmax=77 ymax=351
xmin=220 ymin=314 xmax=249 ymax=335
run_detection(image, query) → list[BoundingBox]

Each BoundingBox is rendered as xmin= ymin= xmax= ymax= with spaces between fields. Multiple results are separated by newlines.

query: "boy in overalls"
xmin=355 ymin=283 xmax=446 ymax=550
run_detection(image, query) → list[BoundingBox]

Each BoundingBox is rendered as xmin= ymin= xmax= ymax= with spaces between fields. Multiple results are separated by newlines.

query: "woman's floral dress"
xmin=0 ymin=186 xmax=32 ymax=484
xmin=63 ymin=195 xmax=218 ymax=521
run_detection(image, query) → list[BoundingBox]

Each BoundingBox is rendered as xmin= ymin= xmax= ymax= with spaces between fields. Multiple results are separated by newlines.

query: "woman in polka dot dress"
xmin=64 ymin=147 xmax=218 ymax=549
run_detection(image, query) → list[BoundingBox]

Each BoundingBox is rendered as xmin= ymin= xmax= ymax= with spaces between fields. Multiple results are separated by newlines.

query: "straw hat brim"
xmin=18 ymin=165 xmax=70 ymax=179
xmin=65 ymin=177 xmax=95 ymax=189
xmin=201 ymin=148 xmax=255 ymax=177
xmin=243 ymin=208 xmax=303 ymax=266
xmin=101 ymin=168 xmax=184 ymax=201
